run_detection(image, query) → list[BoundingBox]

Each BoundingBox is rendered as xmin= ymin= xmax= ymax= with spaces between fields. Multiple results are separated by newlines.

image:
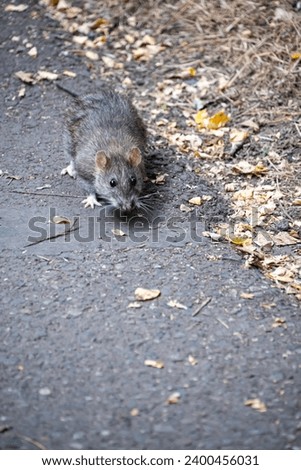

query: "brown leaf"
xmin=90 ymin=18 xmax=108 ymax=30
xmin=244 ymin=398 xmax=267 ymax=412
xmin=272 ymin=232 xmax=298 ymax=246
xmin=272 ymin=317 xmax=286 ymax=328
xmin=52 ymin=216 xmax=71 ymax=224
xmin=15 ymin=71 xmax=35 ymax=84
xmin=135 ymin=288 xmax=161 ymax=301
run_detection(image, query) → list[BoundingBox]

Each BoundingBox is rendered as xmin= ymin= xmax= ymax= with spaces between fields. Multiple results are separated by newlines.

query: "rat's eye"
xmin=110 ymin=178 xmax=117 ymax=188
xmin=130 ymin=176 xmax=137 ymax=187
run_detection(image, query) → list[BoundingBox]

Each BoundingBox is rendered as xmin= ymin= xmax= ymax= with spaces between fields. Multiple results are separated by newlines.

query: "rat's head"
xmin=94 ymin=147 xmax=144 ymax=213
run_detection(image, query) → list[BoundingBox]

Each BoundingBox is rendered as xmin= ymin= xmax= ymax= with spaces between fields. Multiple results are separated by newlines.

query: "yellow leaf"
xmin=230 ymin=129 xmax=249 ymax=143
xmin=195 ymin=109 xmax=208 ymax=126
xmin=291 ymin=52 xmax=301 ymax=60
xmin=208 ymin=111 xmax=230 ymax=130
xmin=229 ymin=236 xmax=251 ymax=246
xmin=90 ymin=18 xmax=108 ymax=30
xmin=188 ymin=67 xmax=196 ymax=77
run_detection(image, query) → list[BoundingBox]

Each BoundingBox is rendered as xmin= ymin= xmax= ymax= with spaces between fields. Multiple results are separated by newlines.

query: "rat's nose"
xmin=120 ymin=199 xmax=136 ymax=213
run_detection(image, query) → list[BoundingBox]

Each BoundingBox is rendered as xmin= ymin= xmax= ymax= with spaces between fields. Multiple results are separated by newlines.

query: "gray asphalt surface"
xmin=0 ymin=1 xmax=301 ymax=450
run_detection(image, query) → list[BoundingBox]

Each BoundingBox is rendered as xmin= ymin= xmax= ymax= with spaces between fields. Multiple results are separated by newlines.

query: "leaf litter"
xmin=39 ymin=0 xmax=301 ymax=300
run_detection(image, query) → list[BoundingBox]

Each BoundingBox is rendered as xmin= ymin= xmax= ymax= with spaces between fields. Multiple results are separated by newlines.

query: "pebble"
xmin=39 ymin=387 xmax=51 ymax=396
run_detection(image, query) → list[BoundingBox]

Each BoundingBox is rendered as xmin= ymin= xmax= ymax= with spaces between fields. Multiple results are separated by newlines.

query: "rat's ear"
xmin=128 ymin=147 xmax=142 ymax=167
xmin=95 ymin=151 xmax=110 ymax=171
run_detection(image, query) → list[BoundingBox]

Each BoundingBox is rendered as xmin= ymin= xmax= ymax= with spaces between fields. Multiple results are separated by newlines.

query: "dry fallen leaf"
xmin=292 ymin=199 xmax=301 ymax=206
xmin=112 ymin=228 xmax=126 ymax=237
xmin=167 ymin=299 xmax=188 ymax=310
xmin=63 ymin=70 xmax=77 ymax=78
xmin=15 ymin=71 xmax=35 ymax=84
xmin=180 ymin=204 xmax=194 ymax=213
xmin=244 ymin=398 xmax=267 ymax=412
xmin=90 ymin=17 xmax=108 ymax=30
xmin=230 ymin=129 xmax=249 ymax=143
xmin=272 ymin=232 xmax=298 ymax=246
xmin=85 ymin=50 xmax=99 ymax=61
xmin=152 ymin=174 xmax=168 ymax=184
xmin=167 ymin=392 xmax=181 ymax=404
xmin=291 ymin=51 xmax=301 ymax=60
xmin=188 ymin=196 xmax=202 ymax=206
xmin=202 ymin=231 xmax=222 ymax=241
xmin=144 ymin=359 xmax=164 ymax=369
xmin=28 ymin=46 xmax=37 ymax=58
xmin=195 ymin=109 xmax=230 ymax=130
xmin=135 ymin=287 xmax=161 ymax=301
xmin=272 ymin=317 xmax=286 ymax=328
xmin=36 ymin=70 xmax=58 ymax=81
xmin=5 ymin=4 xmax=28 ymax=12
xmin=188 ymin=67 xmax=196 ymax=77
xmin=102 ymin=56 xmax=115 ymax=68
xmin=18 ymin=86 xmax=26 ymax=98
xmin=229 ymin=236 xmax=252 ymax=247
xmin=52 ymin=216 xmax=71 ymax=224
xmin=208 ymin=111 xmax=231 ymax=129
xmin=188 ymin=355 xmax=198 ymax=365
xmin=232 ymin=161 xmax=268 ymax=176
xmin=127 ymin=302 xmax=141 ymax=309
xmin=240 ymin=292 xmax=255 ymax=299
xmin=253 ymin=232 xmax=274 ymax=250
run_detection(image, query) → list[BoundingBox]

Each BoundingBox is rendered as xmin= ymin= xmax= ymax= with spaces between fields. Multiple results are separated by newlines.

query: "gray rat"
xmin=61 ymin=88 xmax=147 ymax=212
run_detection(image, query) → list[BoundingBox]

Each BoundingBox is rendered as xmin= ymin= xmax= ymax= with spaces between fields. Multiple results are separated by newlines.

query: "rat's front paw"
xmin=61 ymin=162 xmax=77 ymax=178
xmin=81 ymin=194 xmax=102 ymax=209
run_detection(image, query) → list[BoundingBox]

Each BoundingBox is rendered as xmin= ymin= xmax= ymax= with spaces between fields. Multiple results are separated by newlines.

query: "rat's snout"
xmin=120 ymin=198 xmax=137 ymax=214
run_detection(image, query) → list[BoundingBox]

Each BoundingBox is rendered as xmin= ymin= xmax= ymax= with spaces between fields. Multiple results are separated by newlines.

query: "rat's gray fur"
xmin=63 ymin=89 xmax=147 ymax=211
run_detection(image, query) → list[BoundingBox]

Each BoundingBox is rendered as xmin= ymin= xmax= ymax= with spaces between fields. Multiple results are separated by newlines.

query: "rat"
xmin=60 ymin=86 xmax=147 ymax=212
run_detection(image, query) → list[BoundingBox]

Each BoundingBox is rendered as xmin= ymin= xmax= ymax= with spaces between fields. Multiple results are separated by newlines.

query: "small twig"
xmin=192 ymin=297 xmax=212 ymax=316
xmin=217 ymin=318 xmax=229 ymax=329
xmin=295 ymin=122 xmax=301 ymax=138
xmin=17 ymin=434 xmax=47 ymax=450
xmin=8 ymin=190 xmax=82 ymax=199
xmin=25 ymin=218 xmax=79 ymax=247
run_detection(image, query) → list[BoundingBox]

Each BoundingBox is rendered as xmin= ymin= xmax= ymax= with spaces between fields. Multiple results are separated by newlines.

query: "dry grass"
xmin=106 ymin=0 xmax=301 ymax=120
xmin=43 ymin=0 xmax=301 ymax=299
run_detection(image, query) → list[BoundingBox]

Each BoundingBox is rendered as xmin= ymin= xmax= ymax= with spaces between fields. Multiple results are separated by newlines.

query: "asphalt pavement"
xmin=0 ymin=1 xmax=301 ymax=450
